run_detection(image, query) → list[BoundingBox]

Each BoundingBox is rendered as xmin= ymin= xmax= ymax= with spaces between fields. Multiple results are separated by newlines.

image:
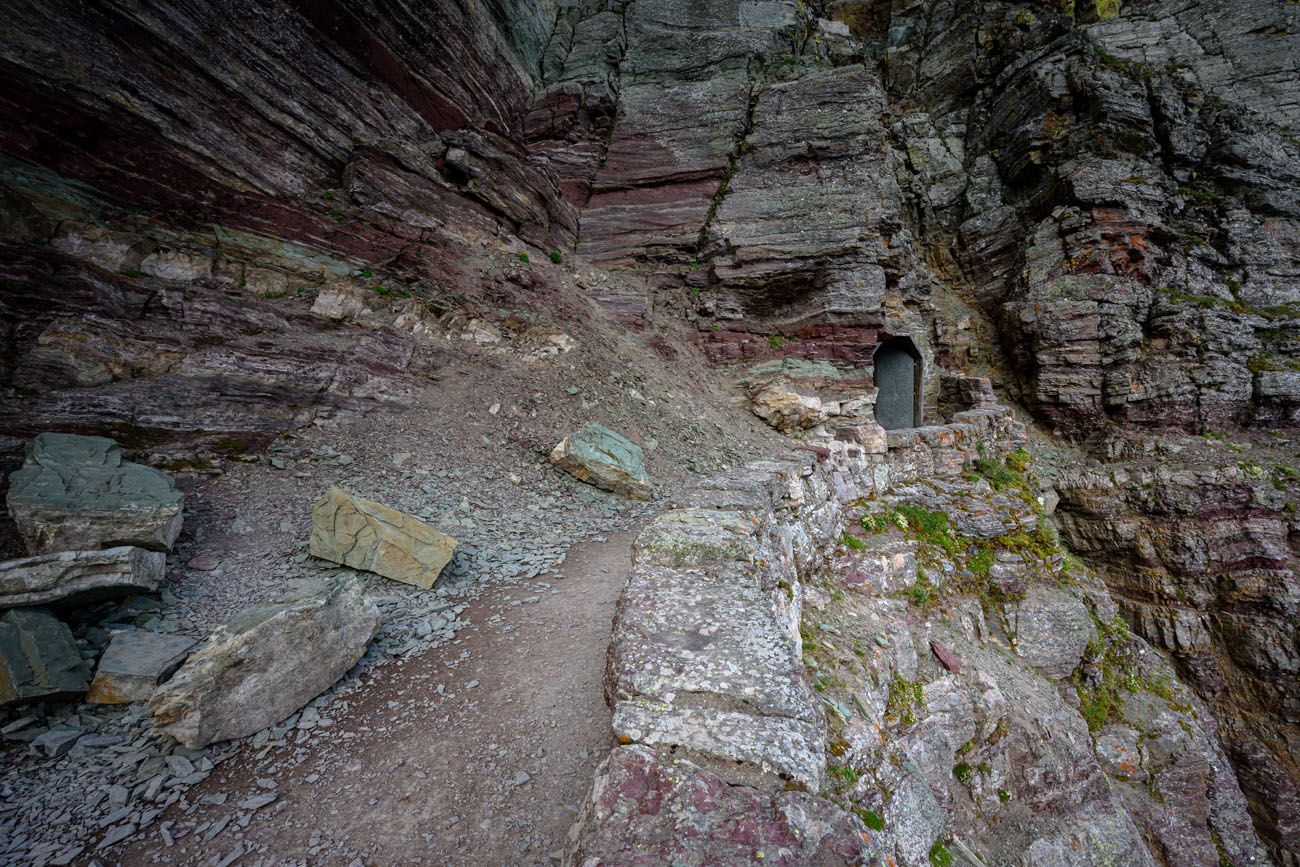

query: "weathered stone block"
xmin=836 ymin=421 xmax=889 ymax=453
xmin=86 ymin=630 xmax=196 ymax=705
xmin=310 ymin=487 xmax=456 ymax=590
xmin=612 ymin=701 xmax=825 ymax=791
xmin=148 ymin=575 xmax=379 ymax=748
xmin=631 ymin=509 xmax=759 ymax=568
xmin=310 ymin=283 xmax=374 ymax=321
xmin=0 ymin=546 xmax=164 ymax=609
xmin=7 ymin=433 xmax=183 ymax=554
xmin=0 ymin=608 xmax=90 ymax=706
xmin=549 ymin=422 xmax=653 ymax=499
xmin=609 ymin=564 xmax=813 ymax=721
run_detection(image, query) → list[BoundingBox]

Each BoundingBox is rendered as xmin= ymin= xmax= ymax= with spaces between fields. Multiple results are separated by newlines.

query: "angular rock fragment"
xmin=0 ymin=608 xmax=90 ymax=706
xmin=0 ymin=546 xmax=164 ymax=609
xmin=7 ymin=433 xmax=183 ymax=554
xmin=310 ymin=283 xmax=374 ymax=321
xmin=148 ymin=575 xmax=379 ymax=748
xmin=549 ymin=422 xmax=653 ymax=499
xmin=310 ymin=487 xmax=457 ymax=589
xmin=86 ymin=630 xmax=196 ymax=705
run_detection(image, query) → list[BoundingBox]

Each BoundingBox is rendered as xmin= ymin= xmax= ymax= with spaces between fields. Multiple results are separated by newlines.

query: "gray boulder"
xmin=86 ymin=630 xmax=196 ymax=704
xmin=0 ymin=546 xmax=164 ymax=609
xmin=550 ymin=422 xmax=653 ymax=499
xmin=7 ymin=433 xmax=184 ymax=554
xmin=0 ymin=608 xmax=90 ymax=706
xmin=148 ymin=575 xmax=379 ymax=748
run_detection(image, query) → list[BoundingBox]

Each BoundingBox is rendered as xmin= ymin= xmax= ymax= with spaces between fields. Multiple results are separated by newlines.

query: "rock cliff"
xmin=1 ymin=0 xmax=1297 ymax=863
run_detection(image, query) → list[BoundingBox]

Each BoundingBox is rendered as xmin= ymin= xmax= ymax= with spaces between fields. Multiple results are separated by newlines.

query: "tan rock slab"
xmin=309 ymin=487 xmax=456 ymax=589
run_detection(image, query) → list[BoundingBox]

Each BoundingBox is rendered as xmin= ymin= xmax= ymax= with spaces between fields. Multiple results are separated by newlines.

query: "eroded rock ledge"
xmin=569 ymin=403 xmax=1266 ymax=866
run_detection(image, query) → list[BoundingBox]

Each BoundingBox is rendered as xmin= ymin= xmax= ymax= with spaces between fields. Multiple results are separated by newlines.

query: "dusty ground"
xmin=112 ymin=527 xmax=635 ymax=866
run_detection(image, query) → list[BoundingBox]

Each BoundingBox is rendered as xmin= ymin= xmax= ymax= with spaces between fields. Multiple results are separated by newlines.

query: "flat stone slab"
xmin=550 ymin=422 xmax=653 ymax=499
xmin=0 ymin=546 xmax=164 ymax=609
xmin=86 ymin=630 xmax=196 ymax=704
xmin=6 ymin=433 xmax=183 ymax=554
xmin=612 ymin=700 xmax=825 ymax=790
xmin=310 ymin=487 xmax=456 ymax=590
xmin=631 ymin=508 xmax=760 ymax=568
xmin=0 ymin=608 xmax=90 ymax=706
xmin=148 ymin=575 xmax=379 ymax=747
xmin=569 ymin=745 xmax=872 ymax=865
xmin=608 ymin=564 xmax=816 ymax=722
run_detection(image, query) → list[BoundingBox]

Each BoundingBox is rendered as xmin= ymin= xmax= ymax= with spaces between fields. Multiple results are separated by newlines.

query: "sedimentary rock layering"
xmin=0 ymin=0 xmax=1296 ymax=865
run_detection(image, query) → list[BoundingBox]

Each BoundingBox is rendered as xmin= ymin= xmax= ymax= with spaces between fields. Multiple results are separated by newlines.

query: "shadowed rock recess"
xmin=0 ymin=0 xmax=1297 ymax=865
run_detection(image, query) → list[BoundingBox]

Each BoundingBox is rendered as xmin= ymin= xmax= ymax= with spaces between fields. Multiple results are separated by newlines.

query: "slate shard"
xmin=0 ymin=608 xmax=91 ymax=706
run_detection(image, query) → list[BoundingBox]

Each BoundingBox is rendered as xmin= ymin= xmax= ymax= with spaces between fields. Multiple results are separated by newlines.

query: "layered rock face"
xmin=877 ymin=0 xmax=1300 ymax=437
xmin=0 ymin=0 xmax=572 ymax=447
xmin=1055 ymin=448 xmax=1300 ymax=859
xmin=2 ymin=0 xmax=1299 ymax=863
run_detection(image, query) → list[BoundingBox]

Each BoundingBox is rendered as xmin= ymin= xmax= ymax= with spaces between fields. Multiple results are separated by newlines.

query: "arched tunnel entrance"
xmin=873 ymin=336 xmax=922 ymax=430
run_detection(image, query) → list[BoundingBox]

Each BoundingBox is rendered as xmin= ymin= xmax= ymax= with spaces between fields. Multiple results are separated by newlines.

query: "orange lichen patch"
xmin=85 ymin=678 xmax=132 ymax=705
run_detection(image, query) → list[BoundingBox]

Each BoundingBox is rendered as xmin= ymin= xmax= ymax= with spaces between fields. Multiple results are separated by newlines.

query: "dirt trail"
xmin=115 ymin=528 xmax=637 ymax=866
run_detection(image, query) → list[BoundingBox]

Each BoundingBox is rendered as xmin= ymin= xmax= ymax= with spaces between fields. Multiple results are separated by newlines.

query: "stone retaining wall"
xmin=566 ymin=406 xmax=1024 ymax=864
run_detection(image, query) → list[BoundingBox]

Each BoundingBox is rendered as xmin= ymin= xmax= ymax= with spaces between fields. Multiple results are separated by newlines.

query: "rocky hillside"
xmin=1 ymin=1 xmax=1297 ymax=865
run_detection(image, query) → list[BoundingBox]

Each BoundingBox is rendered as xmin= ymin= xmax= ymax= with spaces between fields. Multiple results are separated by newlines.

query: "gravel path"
xmin=111 ymin=527 xmax=635 ymax=866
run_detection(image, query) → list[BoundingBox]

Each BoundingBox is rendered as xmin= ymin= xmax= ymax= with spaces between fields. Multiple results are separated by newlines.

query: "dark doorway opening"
xmin=873 ymin=336 xmax=922 ymax=430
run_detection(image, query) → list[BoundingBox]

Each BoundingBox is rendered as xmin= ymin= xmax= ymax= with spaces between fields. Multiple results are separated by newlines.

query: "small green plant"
xmin=368 ymin=284 xmax=411 ymax=299
xmin=894 ymin=505 xmax=960 ymax=556
xmin=1006 ymin=448 xmax=1032 ymax=472
xmin=1178 ymin=183 xmax=1222 ymax=208
xmin=857 ymin=809 xmax=886 ymax=831
xmin=827 ymin=763 xmax=859 ymax=785
xmin=768 ymin=334 xmax=785 ymax=349
xmin=953 ymin=762 xmax=973 ymax=784
xmin=885 ymin=674 xmax=925 ymax=726
xmin=978 ymin=762 xmax=992 ymax=777
xmin=929 ymin=839 xmax=953 ymax=867
xmin=968 ymin=544 xmax=994 ymax=581
xmin=840 ymin=532 xmax=865 ymax=550
xmin=549 ymin=250 xmax=564 ymax=264
xmin=972 ymin=443 xmax=1023 ymax=491
xmin=259 ymin=289 xmax=287 ymax=299
xmin=323 ymin=190 xmax=335 ymax=200
xmin=360 ymin=267 xmax=373 ymax=279
xmin=908 ymin=575 xmax=936 ymax=607
xmin=1248 ymin=351 xmax=1300 ymax=374
xmin=518 ymin=252 xmax=530 ymax=263
xmin=998 ymin=788 xmax=1011 ymax=803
